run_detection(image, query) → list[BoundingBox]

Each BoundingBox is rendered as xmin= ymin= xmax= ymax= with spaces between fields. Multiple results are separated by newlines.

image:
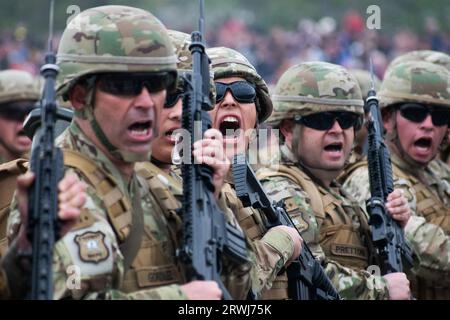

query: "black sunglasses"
xmin=215 ymin=81 xmax=256 ymax=104
xmin=397 ymin=103 xmax=450 ymax=127
xmin=164 ymin=88 xmax=187 ymax=108
xmin=294 ymin=112 xmax=363 ymax=131
xmin=0 ymin=101 xmax=36 ymax=121
xmin=96 ymin=72 xmax=176 ymax=96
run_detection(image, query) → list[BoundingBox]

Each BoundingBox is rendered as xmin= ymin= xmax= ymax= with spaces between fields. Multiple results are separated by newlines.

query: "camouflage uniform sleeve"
xmin=261 ymin=174 xmax=390 ymax=300
xmin=220 ymin=185 xmax=294 ymax=298
xmin=324 ymin=258 xmax=389 ymax=300
xmin=343 ymin=165 xmax=450 ymax=280
xmin=341 ymin=166 xmax=371 ymax=209
xmin=342 ymin=165 xmax=417 ymax=216
xmin=404 ymin=215 xmax=450 ymax=283
xmin=259 ymin=174 xmax=325 ymax=259
xmin=249 ymin=227 xmax=294 ymax=297
xmin=82 ymin=284 xmax=188 ymax=300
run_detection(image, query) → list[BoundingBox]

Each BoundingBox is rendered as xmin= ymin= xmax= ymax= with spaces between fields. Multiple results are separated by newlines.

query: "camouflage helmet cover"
xmin=167 ymin=29 xmax=216 ymax=104
xmin=388 ymin=50 xmax=450 ymax=72
xmin=57 ymin=5 xmax=178 ymax=98
xmin=167 ymin=29 xmax=192 ymax=71
xmin=349 ymin=68 xmax=381 ymax=101
xmin=269 ymin=61 xmax=364 ymax=127
xmin=378 ymin=60 xmax=450 ymax=108
xmin=207 ymin=46 xmax=273 ymax=123
xmin=0 ymin=70 xmax=40 ymax=104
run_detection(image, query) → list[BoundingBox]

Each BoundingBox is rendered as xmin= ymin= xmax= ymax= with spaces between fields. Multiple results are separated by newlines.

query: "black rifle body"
xmin=232 ymin=154 xmax=341 ymax=300
xmin=27 ymin=51 xmax=64 ymax=300
xmin=365 ymin=89 xmax=413 ymax=274
xmin=177 ymin=10 xmax=248 ymax=300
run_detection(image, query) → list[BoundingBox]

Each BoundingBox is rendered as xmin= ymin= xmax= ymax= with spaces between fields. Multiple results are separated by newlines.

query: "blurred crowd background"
xmin=1 ymin=0 xmax=448 ymax=86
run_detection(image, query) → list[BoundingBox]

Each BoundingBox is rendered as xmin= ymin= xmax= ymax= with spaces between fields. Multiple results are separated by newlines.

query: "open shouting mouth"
xmin=218 ymin=114 xmax=242 ymax=143
xmin=127 ymin=120 xmax=153 ymax=142
xmin=323 ymin=141 xmax=344 ymax=159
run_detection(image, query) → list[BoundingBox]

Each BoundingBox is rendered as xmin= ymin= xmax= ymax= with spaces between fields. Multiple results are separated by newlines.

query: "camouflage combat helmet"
xmin=269 ymin=61 xmax=364 ymax=127
xmin=378 ymin=60 xmax=450 ymax=109
xmin=207 ymin=46 xmax=273 ymax=123
xmin=349 ymin=69 xmax=381 ymax=101
xmin=388 ymin=50 xmax=450 ymax=73
xmin=167 ymin=29 xmax=193 ymax=72
xmin=57 ymin=5 xmax=178 ymax=99
xmin=56 ymin=5 xmax=178 ymax=163
xmin=167 ymin=29 xmax=216 ymax=104
xmin=0 ymin=70 xmax=40 ymax=105
xmin=386 ymin=51 xmax=450 ymax=152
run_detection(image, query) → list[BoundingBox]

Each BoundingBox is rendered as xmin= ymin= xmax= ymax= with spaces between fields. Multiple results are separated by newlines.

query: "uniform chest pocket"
xmin=132 ymin=237 xmax=175 ymax=268
xmin=135 ymin=264 xmax=181 ymax=289
xmin=320 ymin=224 xmax=368 ymax=263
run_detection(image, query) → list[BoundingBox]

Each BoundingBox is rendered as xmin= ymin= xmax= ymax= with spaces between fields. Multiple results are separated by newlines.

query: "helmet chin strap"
xmin=80 ymin=84 xmax=152 ymax=163
xmin=290 ymin=125 xmax=317 ymax=172
xmin=291 ymin=124 xmax=302 ymax=164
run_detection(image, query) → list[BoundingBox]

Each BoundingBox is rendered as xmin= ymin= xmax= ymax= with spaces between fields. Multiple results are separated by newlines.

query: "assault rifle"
xmin=177 ymin=0 xmax=249 ymax=300
xmin=232 ymin=154 xmax=341 ymax=300
xmin=365 ymin=60 xmax=413 ymax=274
xmin=25 ymin=0 xmax=64 ymax=300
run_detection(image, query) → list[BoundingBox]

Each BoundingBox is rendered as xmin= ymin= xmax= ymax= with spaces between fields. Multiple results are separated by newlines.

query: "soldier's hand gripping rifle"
xmin=232 ymin=154 xmax=341 ymax=300
xmin=177 ymin=0 xmax=249 ymax=300
xmin=25 ymin=0 xmax=64 ymax=300
xmin=365 ymin=60 xmax=413 ymax=274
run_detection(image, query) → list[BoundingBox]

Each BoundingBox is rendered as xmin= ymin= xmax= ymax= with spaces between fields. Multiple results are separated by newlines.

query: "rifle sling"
xmin=120 ymin=178 xmax=144 ymax=273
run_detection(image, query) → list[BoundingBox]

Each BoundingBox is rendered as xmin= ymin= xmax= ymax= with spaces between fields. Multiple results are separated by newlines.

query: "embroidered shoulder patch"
xmin=74 ymin=231 xmax=109 ymax=263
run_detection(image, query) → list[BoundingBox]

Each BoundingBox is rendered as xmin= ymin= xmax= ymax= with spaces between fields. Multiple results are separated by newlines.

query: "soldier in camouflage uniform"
xmin=206 ymin=46 xmax=303 ymax=299
xmin=137 ymin=34 xmax=301 ymax=299
xmin=257 ymin=61 xmax=413 ymax=299
xmin=0 ymin=70 xmax=40 ymax=260
xmin=342 ymin=59 xmax=450 ymax=299
xmin=129 ymin=30 xmax=253 ymax=299
xmin=7 ymin=6 xmax=251 ymax=300
xmin=0 ymin=70 xmax=40 ymax=164
xmin=388 ymin=50 xmax=450 ymax=168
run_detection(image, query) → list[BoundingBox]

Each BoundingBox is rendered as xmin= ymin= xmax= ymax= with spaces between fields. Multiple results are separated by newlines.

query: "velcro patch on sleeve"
xmin=74 ymin=231 xmax=110 ymax=263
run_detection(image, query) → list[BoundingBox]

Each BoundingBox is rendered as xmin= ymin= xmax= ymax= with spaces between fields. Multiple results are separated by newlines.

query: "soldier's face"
xmin=209 ymin=76 xmax=258 ymax=160
xmin=0 ymin=109 xmax=32 ymax=158
xmin=151 ymin=95 xmax=183 ymax=163
xmin=393 ymin=110 xmax=448 ymax=165
xmin=93 ymin=85 xmax=164 ymax=158
xmin=294 ymin=120 xmax=354 ymax=172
